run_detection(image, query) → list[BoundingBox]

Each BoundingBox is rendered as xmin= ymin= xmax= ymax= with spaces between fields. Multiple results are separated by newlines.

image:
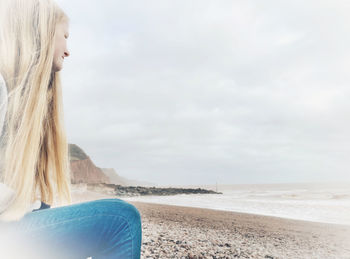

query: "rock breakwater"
xmin=86 ymin=183 xmax=222 ymax=197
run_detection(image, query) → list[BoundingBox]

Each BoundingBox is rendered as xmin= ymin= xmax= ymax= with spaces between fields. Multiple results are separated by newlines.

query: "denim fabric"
xmin=32 ymin=201 xmax=51 ymax=212
xmin=0 ymin=198 xmax=142 ymax=259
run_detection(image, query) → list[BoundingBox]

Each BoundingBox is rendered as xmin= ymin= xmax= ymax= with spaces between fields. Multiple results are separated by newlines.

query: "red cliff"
xmin=69 ymin=144 xmax=110 ymax=184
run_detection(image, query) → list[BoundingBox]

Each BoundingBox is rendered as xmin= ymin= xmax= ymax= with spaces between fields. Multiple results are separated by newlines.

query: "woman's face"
xmin=52 ymin=20 xmax=70 ymax=72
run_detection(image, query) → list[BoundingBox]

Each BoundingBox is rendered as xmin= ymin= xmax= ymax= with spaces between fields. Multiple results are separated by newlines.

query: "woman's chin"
xmin=52 ymin=63 xmax=63 ymax=73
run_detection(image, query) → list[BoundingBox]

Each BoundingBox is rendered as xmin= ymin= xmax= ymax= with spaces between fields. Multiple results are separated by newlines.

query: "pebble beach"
xmin=71 ymin=190 xmax=350 ymax=259
xmin=131 ymin=201 xmax=350 ymax=259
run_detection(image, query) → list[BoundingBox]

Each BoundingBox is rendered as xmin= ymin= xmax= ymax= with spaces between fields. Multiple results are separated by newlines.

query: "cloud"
xmin=56 ymin=0 xmax=350 ymax=185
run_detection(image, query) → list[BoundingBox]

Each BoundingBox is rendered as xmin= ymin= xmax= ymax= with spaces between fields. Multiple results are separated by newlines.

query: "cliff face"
xmin=70 ymin=158 xmax=110 ymax=184
xmin=68 ymin=143 xmax=156 ymax=186
xmin=69 ymin=144 xmax=110 ymax=184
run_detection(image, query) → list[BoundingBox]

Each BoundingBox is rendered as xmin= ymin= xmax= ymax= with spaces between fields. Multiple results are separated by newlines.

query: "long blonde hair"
xmin=0 ymin=0 xmax=72 ymax=221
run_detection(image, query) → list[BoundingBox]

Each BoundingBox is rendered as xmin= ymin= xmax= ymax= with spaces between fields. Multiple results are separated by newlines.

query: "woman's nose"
xmin=64 ymin=50 xmax=70 ymax=57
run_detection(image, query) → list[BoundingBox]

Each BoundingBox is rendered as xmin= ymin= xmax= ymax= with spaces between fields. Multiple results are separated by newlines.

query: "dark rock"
xmin=86 ymin=183 xmax=223 ymax=197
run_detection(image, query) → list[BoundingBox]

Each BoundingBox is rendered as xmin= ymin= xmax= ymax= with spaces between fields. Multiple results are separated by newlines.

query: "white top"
xmin=0 ymin=74 xmax=40 ymax=215
xmin=0 ymin=72 xmax=7 ymax=138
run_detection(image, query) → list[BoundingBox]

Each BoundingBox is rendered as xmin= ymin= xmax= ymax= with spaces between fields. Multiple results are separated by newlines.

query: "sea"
xmin=123 ymin=182 xmax=350 ymax=226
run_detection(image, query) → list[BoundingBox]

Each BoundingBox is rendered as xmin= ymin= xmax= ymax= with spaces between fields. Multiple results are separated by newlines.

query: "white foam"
xmin=123 ymin=183 xmax=350 ymax=225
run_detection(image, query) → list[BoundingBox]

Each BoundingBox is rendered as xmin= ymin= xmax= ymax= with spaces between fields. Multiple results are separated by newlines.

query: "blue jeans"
xmin=0 ymin=198 xmax=142 ymax=259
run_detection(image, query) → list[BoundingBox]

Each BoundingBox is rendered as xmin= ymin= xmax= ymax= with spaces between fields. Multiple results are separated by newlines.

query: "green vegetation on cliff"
xmin=69 ymin=143 xmax=88 ymax=161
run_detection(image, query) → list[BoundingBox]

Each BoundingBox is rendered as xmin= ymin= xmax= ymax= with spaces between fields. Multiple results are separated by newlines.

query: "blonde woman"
xmin=0 ymin=0 xmax=142 ymax=258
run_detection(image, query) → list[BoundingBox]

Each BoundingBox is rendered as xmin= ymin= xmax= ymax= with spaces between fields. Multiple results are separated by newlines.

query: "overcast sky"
xmin=56 ymin=0 xmax=350 ymax=186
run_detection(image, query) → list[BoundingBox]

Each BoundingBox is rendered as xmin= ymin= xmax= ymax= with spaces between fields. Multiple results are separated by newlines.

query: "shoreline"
xmin=70 ymin=191 xmax=350 ymax=258
xmin=122 ymin=194 xmax=350 ymax=226
xmin=130 ymin=200 xmax=350 ymax=228
xmin=70 ymin=189 xmax=350 ymax=227
xmin=124 ymin=198 xmax=350 ymax=227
